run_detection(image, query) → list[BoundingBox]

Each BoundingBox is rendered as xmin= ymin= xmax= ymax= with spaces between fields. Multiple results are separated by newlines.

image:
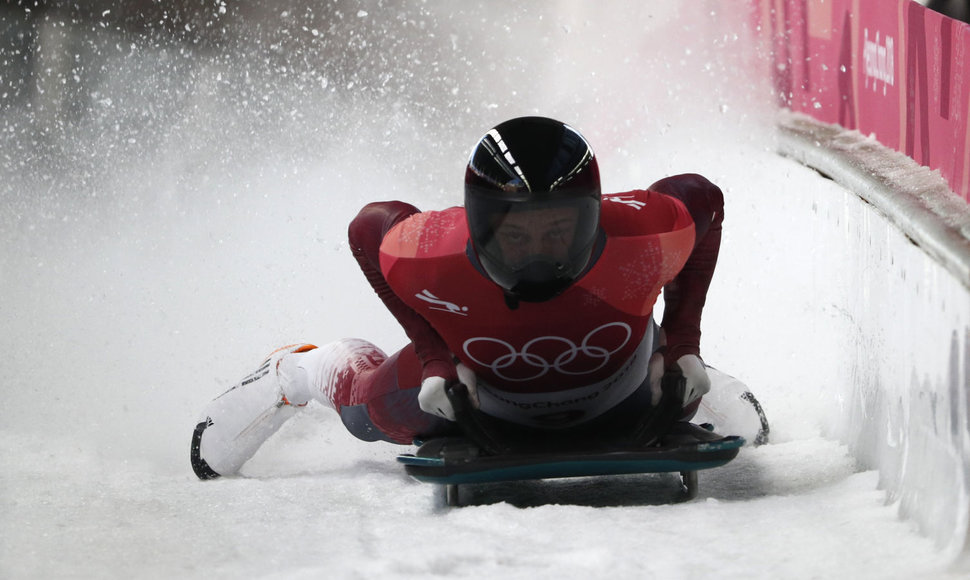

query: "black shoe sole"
xmin=190 ymin=418 xmax=222 ymax=480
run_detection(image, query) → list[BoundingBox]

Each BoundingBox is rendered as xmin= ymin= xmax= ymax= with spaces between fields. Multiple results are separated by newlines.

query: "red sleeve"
xmin=347 ymin=202 xmax=457 ymax=382
xmin=648 ymin=174 xmax=724 ymax=366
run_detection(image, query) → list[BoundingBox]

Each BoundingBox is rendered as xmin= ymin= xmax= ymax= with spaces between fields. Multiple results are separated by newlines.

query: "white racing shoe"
xmin=692 ymin=366 xmax=770 ymax=446
xmin=190 ymin=343 xmax=318 ymax=479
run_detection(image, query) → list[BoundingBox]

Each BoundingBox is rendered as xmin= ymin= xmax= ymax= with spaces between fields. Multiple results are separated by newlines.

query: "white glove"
xmin=418 ymin=363 xmax=479 ymax=421
xmin=677 ymin=354 xmax=711 ymax=405
xmin=647 ymin=353 xmax=711 ymax=407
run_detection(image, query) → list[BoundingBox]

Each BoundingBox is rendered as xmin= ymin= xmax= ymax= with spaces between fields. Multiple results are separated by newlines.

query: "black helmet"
xmin=464 ymin=116 xmax=601 ymax=303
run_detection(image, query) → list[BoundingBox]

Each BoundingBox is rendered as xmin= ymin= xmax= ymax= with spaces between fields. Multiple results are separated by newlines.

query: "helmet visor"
xmin=467 ymin=192 xmax=599 ymax=300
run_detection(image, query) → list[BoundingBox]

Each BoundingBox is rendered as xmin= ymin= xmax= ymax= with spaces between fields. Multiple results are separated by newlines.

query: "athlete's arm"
xmin=649 ymin=173 xmax=724 ymax=365
xmin=348 ymin=202 xmax=457 ymax=382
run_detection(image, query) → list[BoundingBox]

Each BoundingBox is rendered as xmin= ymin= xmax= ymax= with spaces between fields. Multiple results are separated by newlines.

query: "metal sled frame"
xmin=397 ymin=373 xmax=744 ymax=506
xmin=398 ymin=431 xmax=743 ymax=505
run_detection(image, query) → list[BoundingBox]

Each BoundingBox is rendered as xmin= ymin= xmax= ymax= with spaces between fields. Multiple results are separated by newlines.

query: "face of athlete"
xmin=491 ymin=206 xmax=579 ymax=270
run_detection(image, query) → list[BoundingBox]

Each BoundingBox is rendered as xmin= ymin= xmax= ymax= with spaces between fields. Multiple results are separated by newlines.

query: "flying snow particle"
xmin=358 ymin=10 xmax=368 ymax=17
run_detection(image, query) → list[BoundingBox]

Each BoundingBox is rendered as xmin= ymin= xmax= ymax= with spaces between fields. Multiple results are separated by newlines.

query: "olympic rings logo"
xmin=462 ymin=322 xmax=633 ymax=382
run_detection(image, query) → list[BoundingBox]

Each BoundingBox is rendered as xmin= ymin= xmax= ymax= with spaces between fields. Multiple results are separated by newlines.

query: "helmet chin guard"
xmin=506 ymin=257 xmax=573 ymax=302
xmin=464 ymin=117 xmax=601 ymax=303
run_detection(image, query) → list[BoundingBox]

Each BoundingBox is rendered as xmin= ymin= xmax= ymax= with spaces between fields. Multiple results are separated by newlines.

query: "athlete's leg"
xmin=292 ymin=339 xmax=453 ymax=444
xmin=190 ymin=343 xmax=318 ymax=479
xmin=191 ymin=340 xmax=450 ymax=479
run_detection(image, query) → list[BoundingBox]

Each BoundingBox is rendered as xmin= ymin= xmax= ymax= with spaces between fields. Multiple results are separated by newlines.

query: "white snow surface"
xmin=0 ymin=2 xmax=961 ymax=578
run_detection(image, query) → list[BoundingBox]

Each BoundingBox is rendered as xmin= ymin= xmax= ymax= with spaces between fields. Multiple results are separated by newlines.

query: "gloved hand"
xmin=648 ymin=353 xmax=711 ymax=407
xmin=677 ymin=354 xmax=711 ymax=405
xmin=418 ymin=363 xmax=479 ymax=421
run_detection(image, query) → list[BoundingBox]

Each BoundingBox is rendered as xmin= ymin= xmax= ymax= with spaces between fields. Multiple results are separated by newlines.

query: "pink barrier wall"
xmin=753 ymin=0 xmax=970 ymax=203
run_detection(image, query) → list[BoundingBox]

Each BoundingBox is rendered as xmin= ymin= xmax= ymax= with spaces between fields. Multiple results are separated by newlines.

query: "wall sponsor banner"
xmin=754 ymin=0 xmax=970 ymax=202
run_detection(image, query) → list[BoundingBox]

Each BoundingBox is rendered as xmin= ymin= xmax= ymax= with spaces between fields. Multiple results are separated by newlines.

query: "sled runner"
xmin=397 ymin=374 xmax=749 ymax=506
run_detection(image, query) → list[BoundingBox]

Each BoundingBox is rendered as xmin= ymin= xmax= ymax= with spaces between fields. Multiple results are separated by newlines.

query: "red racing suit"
xmin=338 ymin=173 xmax=723 ymax=444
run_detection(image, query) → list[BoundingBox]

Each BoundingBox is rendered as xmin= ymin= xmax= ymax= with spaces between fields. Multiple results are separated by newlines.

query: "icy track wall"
xmin=758 ymin=0 xmax=970 ymax=202
xmin=752 ymin=0 xmax=970 ymax=563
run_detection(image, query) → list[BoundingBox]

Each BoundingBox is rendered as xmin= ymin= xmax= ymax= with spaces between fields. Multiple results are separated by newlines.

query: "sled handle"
xmin=445 ymin=382 xmax=513 ymax=456
xmin=630 ymin=368 xmax=686 ymax=446
xmin=445 ymin=369 xmax=686 ymax=454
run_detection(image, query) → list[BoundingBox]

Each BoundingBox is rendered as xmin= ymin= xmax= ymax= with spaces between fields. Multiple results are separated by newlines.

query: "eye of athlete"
xmin=492 ymin=207 xmax=579 ymax=269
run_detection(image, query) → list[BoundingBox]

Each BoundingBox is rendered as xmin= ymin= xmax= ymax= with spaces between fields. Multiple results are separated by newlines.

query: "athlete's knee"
xmin=339 ymin=403 xmax=403 ymax=443
xmin=338 ymin=383 xmax=453 ymax=445
xmin=338 ymin=398 xmax=451 ymax=445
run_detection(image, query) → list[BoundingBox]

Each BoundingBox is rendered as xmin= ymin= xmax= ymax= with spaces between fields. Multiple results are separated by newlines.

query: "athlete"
xmin=191 ymin=116 xmax=724 ymax=479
